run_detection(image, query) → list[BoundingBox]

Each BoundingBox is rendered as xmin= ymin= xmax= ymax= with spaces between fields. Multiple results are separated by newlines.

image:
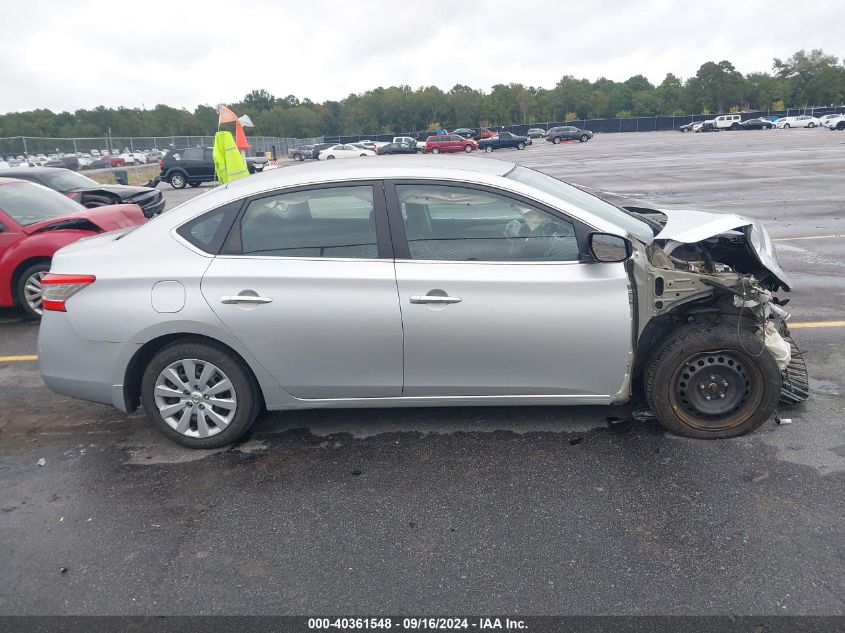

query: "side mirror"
xmin=589 ymin=232 xmax=632 ymax=263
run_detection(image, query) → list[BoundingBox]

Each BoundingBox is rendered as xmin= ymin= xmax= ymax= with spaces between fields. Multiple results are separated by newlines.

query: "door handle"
xmin=220 ymin=295 xmax=273 ymax=304
xmin=410 ymin=295 xmax=462 ymax=304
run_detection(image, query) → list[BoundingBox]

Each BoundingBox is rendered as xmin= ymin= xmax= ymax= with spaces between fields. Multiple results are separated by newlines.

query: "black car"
xmin=158 ymin=147 xmax=217 ymax=189
xmin=1 ymin=167 xmax=164 ymax=218
xmin=452 ymin=128 xmax=478 ymax=140
xmin=310 ymin=143 xmax=336 ymax=160
xmin=678 ymin=121 xmax=697 ymax=132
xmin=545 ymin=126 xmax=593 ymax=143
xmin=741 ymin=118 xmax=775 ymax=130
xmin=244 ymin=156 xmax=269 ymax=173
xmin=376 ymin=141 xmax=419 ymax=155
xmin=288 ymin=145 xmax=314 ymax=161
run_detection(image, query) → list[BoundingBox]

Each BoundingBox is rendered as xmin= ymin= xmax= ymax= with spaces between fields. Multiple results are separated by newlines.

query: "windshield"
xmin=42 ymin=170 xmax=100 ymax=192
xmin=506 ymin=165 xmax=654 ymax=241
xmin=0 ymin=181 xmax=84 ymax=226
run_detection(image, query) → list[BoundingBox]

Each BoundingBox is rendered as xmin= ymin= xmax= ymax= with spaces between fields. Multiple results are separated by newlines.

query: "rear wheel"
xmin=141 ymin=341 xmax=261 ymax=449
xmin=16 ymin=261 xmax=51 ymax=319
xmin=645 ymin=324 xmax=781 ymax=439
xmin=294 ymin=154 xmax=304 ymax=161
xmin=730 ymin=123 xmax=740 ymax=130
xmin=483 ymin=145 xmax=493 ymax=153
xmin=169 ymin=172 xmax=187 ymax=189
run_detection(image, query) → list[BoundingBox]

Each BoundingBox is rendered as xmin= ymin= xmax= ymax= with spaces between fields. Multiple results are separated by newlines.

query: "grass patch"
xmin=84 ymin=164 xmax=159 ymax=186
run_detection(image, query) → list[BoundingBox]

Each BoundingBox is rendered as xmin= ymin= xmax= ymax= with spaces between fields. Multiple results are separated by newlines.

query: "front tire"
xmin=16 ymin=261 xmax=51 ymax=319
xmin=579 ymin=134 xmax=589 ymax=142
xmin=516 ymin=142 xmax=526 ymax=150
xmin=326 ymin=155 xmax=336 ymax=159
xmin=645 ymin=324 xmax=781 ymax=439
xmin=808 ymin=122 xmax=815 ymax=128
xmin=552 ymin=136 xmax=561 ymax=144
xmin=169 ymin=172 xmax=187 ymax=189
xmin=141 ymin=341 xmax=261 ymax=449
xmin=431 ymin=147 xmax=441 ymax=154
xmin=464 ymin=144 xmax=473 ymax=152
xmin=784 ymin=123 xmax=790 ymax=129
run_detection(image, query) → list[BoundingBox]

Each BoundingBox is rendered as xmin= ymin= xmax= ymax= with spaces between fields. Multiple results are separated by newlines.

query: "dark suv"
xmin=545 ymin=126 xmax=593 ymax=144
xmin=159 ymin=147 xmax=216 ymax=189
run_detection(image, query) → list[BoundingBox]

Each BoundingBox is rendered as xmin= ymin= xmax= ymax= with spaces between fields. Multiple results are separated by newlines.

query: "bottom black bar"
xmin=0 ymin=616 xmax=843 ymax=633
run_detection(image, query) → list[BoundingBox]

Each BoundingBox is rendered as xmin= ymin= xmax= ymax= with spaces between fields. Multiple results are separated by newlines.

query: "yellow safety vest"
xmin=213 ymin=131 xmax=249 ymax=183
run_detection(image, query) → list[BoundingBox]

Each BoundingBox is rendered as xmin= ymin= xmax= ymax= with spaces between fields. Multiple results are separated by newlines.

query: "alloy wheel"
xmin=23 ymin=271 xmax=47 ymax=316
xmin=153 ymin=359 xmax=237 ymax=438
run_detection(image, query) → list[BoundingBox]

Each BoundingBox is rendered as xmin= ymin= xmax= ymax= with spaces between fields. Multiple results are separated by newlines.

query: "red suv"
xmin=425 ymin=134 xmax=478 ymax=154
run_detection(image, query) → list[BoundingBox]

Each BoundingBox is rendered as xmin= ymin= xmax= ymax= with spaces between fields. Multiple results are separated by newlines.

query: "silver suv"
xmin=38 ymin=157 xmax=806 ymax=448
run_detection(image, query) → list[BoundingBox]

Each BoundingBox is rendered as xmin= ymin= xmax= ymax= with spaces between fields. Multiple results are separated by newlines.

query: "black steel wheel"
xmin=646 ymin=324 xmax=781 ymax=438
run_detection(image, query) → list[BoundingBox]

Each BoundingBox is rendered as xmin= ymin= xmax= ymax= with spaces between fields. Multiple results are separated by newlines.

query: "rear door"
xmin=200 ymin=182 xmax=404 ymax=398
xmin=385 ymin=181 xmax=633 ymax=398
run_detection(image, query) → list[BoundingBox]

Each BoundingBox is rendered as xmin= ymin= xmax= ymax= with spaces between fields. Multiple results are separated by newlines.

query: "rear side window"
xmin=176 ymin=201 xmax=242 ymax=254
xmin=237 ymin=185 xmax=378 ymax=259
xmin=182 ymin=148 xmax=203 ymax=161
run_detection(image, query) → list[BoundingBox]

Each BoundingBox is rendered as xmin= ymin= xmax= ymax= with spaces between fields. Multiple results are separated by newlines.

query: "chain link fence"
xmin=0 ymin=135 xmax=323 ymax=159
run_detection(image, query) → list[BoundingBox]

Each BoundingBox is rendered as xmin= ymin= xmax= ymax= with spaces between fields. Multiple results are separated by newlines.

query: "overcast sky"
xmin=1 ymin=0 xmax=842 ymax=114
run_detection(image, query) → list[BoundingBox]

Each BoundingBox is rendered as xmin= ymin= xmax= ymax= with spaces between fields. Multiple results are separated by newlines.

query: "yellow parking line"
xmin=0 ymin=355 xmax=38 ymax=362
xmin=789 ymin=321 xmax=845 ymax=329
xmin=773 ymin=234 xmax=843 ymax=242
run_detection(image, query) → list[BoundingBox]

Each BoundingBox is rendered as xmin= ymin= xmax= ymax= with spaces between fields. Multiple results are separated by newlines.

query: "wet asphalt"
xmin=1 ymin=130 xmax=843 ymax=615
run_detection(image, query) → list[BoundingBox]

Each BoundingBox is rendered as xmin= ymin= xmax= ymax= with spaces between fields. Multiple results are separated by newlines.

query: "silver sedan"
xmin=38 ymin=156 xmax=805 ymax=448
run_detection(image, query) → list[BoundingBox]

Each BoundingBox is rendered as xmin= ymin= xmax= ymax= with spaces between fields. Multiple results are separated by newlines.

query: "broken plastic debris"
xmin=775 ymin=416 xmax=793 ymax=425
xmin=36 ymin=458 xmax=46 ymax=466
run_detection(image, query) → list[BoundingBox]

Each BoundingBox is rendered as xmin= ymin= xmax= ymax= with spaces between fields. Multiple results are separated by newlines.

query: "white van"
xmin=713 ymin=114 xmax=742 ymax=130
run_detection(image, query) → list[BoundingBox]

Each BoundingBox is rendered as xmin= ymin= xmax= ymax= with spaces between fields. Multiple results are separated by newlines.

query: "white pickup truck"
xmin=393 ymin=136 xmax=426 ymax=150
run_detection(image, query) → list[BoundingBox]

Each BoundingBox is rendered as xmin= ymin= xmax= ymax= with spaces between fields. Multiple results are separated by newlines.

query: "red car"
xmin=106 ymin=153 xmax=126 ymax=167
xmin=0 ymin=177 xmax=147 ymax=318
xmin=425 ymin=134 xmax=478 ymax=154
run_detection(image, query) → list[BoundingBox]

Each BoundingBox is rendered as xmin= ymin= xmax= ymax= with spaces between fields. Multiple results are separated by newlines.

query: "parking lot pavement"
xmin=1 ymin=131 xmax=844 ymax=615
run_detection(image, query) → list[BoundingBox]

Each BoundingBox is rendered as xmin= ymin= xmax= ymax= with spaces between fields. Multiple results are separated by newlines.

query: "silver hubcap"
xmin=24 ymin=271 xmax=47 ymax=315
xmin=172 ymin=175 xmax=183 ymax=186
xmin=153 ymin=359 xmax=237 ymax=438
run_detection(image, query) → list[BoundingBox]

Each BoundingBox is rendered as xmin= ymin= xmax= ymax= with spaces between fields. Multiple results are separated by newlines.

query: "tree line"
xmin=1 ymin=49 xmax=843 ymax=140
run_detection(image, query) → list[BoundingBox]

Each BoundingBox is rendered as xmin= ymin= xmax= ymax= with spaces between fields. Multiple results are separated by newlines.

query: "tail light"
xmin=159 ymin=159 xmax=164 ymax=168
xmin=66 ymin=192 xmax=79 ymax=200
xmin=41 ymin=274 xmax=96 ymax=312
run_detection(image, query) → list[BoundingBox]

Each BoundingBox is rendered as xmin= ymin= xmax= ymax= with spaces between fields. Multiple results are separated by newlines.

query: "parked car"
xmin=478 ymin=131 xmax=530 ymax=152
xmin=105 ymin=153 xmax=126 ymax=167
xmin=693 ymin=120 xmax=718 ymax=133
xmin=545 ymin=126 xmax=593 ymax=143
xmin=452 ymin=128 xmax=478 ymax=140
xmin=678 ymin=121 xmax=699 ymax=132
xmin=822 ymin=114 xmax=845 ymax=130
xmin=245 ymin=156 xmax=269 ymax=173
xmin=288 ymin=145 xmax=315 ymax=161
xmin=145 ymin=149 xmax=163 ymax=163
xmin=318 ymin=144 xmax=376 ymax=160
xmin=425 ymin=134 xmax=478 ymax=153
xmin=816 ymin=114 xmax=841 ymax=127
xmin=0 ymin=177 xmax=147 ymax=318
xmin=740 ymin=117 xmax=775 ymax=130
xmin=777 ymin=115 xmax=820 ymax=129
xmin=479 ymin=128 xmax=496 ymax=139
xmin=393 ymin=136 xmax=426 ymax=150
xmin=376 ymin=141 xmax=420 ymax=155
xmin=527 ymin=128 xmax=547 ymax=138
xmin=713 ymin=114 xmax=743 ymax=130
xmin=36 ymin=157 xmax=804 ymax=449
xmin=1 ymin=167 xmax=165 ymax=218
xmin=158 ymin=147 xmax=216 ymax=188
xmin=120 ymin=151 xmax=146 ymax=165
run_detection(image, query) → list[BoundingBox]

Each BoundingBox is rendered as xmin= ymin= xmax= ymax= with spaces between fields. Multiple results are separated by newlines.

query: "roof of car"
xmin=0 ymin=176 xmax=37 ymax=185
xmin=1 ymin=167 xmax=65 ymax=176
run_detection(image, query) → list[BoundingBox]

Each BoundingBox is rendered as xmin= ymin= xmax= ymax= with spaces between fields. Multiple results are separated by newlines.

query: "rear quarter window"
xmin=176 ymin=200 xmax=242 ymax=254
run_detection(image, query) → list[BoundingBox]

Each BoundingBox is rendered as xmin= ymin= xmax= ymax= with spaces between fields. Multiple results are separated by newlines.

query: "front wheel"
xmin=730 ymin=123 xmax=740 ymax=130
xmin=579 ymin=134 xmax=589 ymax=142
xmin=784 ymin=123 xmax=791 ymax=129
xmin=169 ymin=172 xmax=187 ymax=189
xmin=552 ymin=136 xmax=561 ymax=144
xmin=645 ymin=324 xmax=781 ymax=439
xmin=293 ymin=154 xmax=304 ymax=161
xmin=516 ymin=142 xmax=526 ymax=150
xmin=16 ymin=261 xmax=51 ymax=319
xmin=326 ymin=155 xmax=336 ymax=159
xmin=141 ymin=341 xmax=262 ymax=449
xmin=837 ymin=122 xmax=845 ymax=130
xmin=464 ymin=144 xmax=473 ymax=152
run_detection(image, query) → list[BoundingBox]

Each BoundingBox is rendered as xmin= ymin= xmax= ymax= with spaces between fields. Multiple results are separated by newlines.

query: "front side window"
xmin=238 ymin=185 xmax=378 ymax=258
xmin=395 ymin=184 xmax=579 ymax=262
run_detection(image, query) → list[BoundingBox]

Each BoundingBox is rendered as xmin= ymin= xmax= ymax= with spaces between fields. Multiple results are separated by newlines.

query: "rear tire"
xmin=483 ymin=145 xmax=493 ymax=153
xmin=730 ymin=123 xmax=740 ymax=130
xmin=169 ymin=172 xmax=187 ymax=189
xmin=645 ymin=324 xmax=781 ymax=439
xmin=16 ymin=261 xmax=51 ymax=319
xmin=141 ymin=341 xmax=261 ymax=449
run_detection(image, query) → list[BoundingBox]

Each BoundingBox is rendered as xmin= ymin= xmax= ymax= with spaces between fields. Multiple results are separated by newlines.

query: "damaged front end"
xmin=628 ymin=207 xmax=809 ymax=405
